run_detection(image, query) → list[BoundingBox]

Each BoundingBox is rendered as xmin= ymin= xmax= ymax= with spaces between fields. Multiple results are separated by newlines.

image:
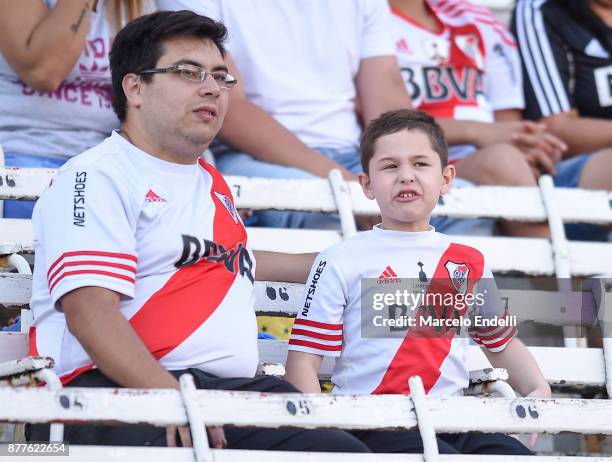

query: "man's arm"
xmin=218 ymin=54 xmax=354 ymax=180
xmin=61 ymin=287 xmax=180 ymax=389
xmin=0 ymin=0 xmax=93 ymax=92
xmin=61 ymin=287 xmax=228 ymax=448
xmin=284 ymin=351 xmax=323 ymax=393
xmin=253 ymin=250 xmax=317 ymax=283
xmin=483 ymin=338 xmax=551 ymax=398
xmin=355 ymin=55 xmax=412 ymax=126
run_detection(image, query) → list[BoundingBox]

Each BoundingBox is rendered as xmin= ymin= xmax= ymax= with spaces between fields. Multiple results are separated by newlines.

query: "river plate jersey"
xmin=392 ymin=0 xmax=523 ymax=125
xmin=288 ymin=227 xmax=516 ymax=396
xmin=30 ymin=131 xmax=258 ymax=383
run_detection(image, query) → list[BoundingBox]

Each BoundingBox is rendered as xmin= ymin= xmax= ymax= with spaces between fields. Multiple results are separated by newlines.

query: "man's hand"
xmin=511 ymin=122 xmax=566 ymax=175
xmin=166 ymin=425 xmax=227 ymax=448
xmin=511 ymin=121 xmax=567 ymax=158
xmin=166 ymin=426 xmax=192 ymax=447
xmin=525 ymin=385 xmax=552 ymax=449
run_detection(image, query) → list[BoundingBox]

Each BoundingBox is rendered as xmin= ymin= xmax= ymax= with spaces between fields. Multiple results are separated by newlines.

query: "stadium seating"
xmin=1 ymin=166 xmax=611 ymax=459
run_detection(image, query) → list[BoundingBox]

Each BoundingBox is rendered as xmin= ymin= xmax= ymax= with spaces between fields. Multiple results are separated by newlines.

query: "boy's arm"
xmin=253 ymin=250 xmax=317 ymax=283
xmin=483 ymin=338 xmax=551 ymax=398
xmin=284 ymin=351 xmax=323 ymax=393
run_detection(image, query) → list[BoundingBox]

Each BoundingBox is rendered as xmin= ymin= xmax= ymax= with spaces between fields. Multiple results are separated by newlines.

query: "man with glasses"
xmin=27 ymin=10 xmax=369 ymax=453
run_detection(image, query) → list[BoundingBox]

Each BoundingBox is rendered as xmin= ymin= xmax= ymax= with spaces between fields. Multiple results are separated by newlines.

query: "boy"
xmin=284 ymin=109 xmax=551 ymax=454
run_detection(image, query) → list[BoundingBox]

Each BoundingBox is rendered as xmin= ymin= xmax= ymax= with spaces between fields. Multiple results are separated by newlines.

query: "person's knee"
xmin=459 ymin=143 xmax=534 ymax=186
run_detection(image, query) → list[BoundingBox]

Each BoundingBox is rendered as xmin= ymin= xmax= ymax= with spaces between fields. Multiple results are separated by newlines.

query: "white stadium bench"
xmin=1 ymin=164 xmax=612 ymax=459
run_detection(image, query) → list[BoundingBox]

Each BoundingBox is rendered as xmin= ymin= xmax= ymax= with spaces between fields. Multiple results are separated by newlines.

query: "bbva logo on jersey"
xmin=444 ymin=261 xmax=470 ymax=295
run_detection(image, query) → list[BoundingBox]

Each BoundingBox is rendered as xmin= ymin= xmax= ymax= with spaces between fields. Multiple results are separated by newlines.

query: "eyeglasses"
xmin=138 ymin=64 xmax=238 ymax=90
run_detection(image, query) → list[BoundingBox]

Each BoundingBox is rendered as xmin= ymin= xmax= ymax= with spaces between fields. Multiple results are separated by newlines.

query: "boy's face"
xmin=358 ymin=130 xmax=455 ymax=232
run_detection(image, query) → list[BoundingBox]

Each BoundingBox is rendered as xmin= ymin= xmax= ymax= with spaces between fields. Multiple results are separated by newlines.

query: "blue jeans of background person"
xmin=553 ymin=153 xmax=609 ymax=241
xmin=2 ymin=152 xmax=66 ymax=219
xmin=215 ymin=148 xmax=494 ymax=235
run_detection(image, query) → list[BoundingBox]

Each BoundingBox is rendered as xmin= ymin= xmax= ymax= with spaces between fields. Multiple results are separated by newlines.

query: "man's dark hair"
xmin=360 ymin=109 xmax=448 ymax=174
xmin=110 ymin=10 xmax=228 ymax=122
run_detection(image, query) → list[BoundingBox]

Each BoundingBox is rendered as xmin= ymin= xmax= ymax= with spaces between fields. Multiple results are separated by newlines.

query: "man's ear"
xmin=122 ymin=73 xmax=143 ymax=111
xmin=358 ymin=172 xmax=375 ymax=200
xmin=440 ymin=164 xmax=456 ymax=196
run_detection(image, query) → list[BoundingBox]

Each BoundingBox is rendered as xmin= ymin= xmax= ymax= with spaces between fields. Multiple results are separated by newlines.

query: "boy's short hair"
xmin=360 ymin=109 xmax=448 ymax=174
xmin=110 ymin=10 xmax=228 ymax=122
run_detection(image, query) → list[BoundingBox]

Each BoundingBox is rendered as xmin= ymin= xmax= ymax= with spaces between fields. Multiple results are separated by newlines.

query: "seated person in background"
xmin=284 ymin=109 xmax=551 ymax=454
xmin=182 ymin=0 xmax=411 ymax=230
xmin=389 ymin=0 xmax=568 ymax=238
xmin=513 ymin=0 xmax=612 ymax=240
xmin=181 ymin=0 xmax=494 ymax=236
xmin=27 ymin=11 xmax=370 ymax=453
xmin=0 ymin=0 xmax=149 ymax=218
xmin=0 ymin=0 xmax=206 ymax=219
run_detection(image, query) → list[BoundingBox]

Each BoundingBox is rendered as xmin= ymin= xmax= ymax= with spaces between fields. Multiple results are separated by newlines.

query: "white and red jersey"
xmin=392 ymin=0 xmax=523 ymax=126
xmin=288 ymin=226 xmax=515 ymax=397
xmin=30 ymin=131 xmax=258 ymax=383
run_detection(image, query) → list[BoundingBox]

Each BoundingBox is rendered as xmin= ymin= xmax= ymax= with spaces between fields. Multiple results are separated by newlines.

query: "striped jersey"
xmin=30 ymin=131 xmax=258 ymax=383
xmin=513 ymin=0 xmax=612 ymax=119
xmin=288 ymin=226 xmax=515 ymax=396
xmin=392 ymin=0 xmax=523 ymax=125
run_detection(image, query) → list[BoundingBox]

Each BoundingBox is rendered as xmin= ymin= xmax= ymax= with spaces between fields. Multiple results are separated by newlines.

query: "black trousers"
xmin=352 ymin=429 xmax=533 ymax=455
xmin=27 ymin=369 xmax=369 ymax=452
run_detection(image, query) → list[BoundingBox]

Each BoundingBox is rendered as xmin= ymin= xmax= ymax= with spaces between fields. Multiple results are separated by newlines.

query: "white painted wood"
xmin=7 ymin=220 xmax=612 ymax=275
xmin=455 ymin=235 xmax=555 ymax=274
xmin=409 ymin=376 xmax=440 ymax=462
xmin=468 ymin=368 xmax=509 ymax=384
xmin=2 ymin=335 xmax=604 ymax=389
xmin=0 ymin=273 xmax=31 ymax=309
xmin=247 ymin=227 xmax=342 ymax=253
xmin=0 ymin=276 xmax=601 ymax=327
xmin=178 ymin=374 xmax=212 ymax=461
xmin=0 ymin=168 xmax=54 ymax=201
xmin=11 ymin=447 xmax=612 ymax=462
xmin=0 ymin=357 xmax=53 ymax=378
xmin=0 ymin=332 xmax=606 ymax=388
xmin=466 ymin=345 xmax=606 ymax=389
xmin=328 ymin=169 xmax=357 ymax=239
xmin=2 ymin=168 xmax=610 ymax=224
xmin=225 ymin=176 xmax=338 ymax=212
xmin=257 ymin=340 xmax=607 ymax=389
xmin=2 ymin=386 xmax=612 ymax=435
xmin=568 ymin=241 xmax=612 ymax=276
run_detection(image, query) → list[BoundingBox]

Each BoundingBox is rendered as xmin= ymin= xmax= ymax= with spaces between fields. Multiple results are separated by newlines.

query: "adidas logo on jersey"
xmin=145 ymin=189 xmax=167 ymax=203
xmin=396 ymin=38 xmax=411 ymax=54
xmin=377 ymin=265 xmax=401 ymax=284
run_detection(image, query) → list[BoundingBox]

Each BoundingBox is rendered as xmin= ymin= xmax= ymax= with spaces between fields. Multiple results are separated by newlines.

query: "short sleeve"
xmin=32 ymin=167 xmax=139 ymax=309
xmin=481 ymin=22 xmax=525 ymax=112
xmin=467 ymin=265 xmax=516 ymax=352
xmin=288 ymin=254 xmax=346 ymax=357
xmin=512 ymin=0 xmax=572 ymax=119
xmin=359 ymin=0 xmax=396 ymax=58
xmin=156 ymin=0 xmax=222 ymax=21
